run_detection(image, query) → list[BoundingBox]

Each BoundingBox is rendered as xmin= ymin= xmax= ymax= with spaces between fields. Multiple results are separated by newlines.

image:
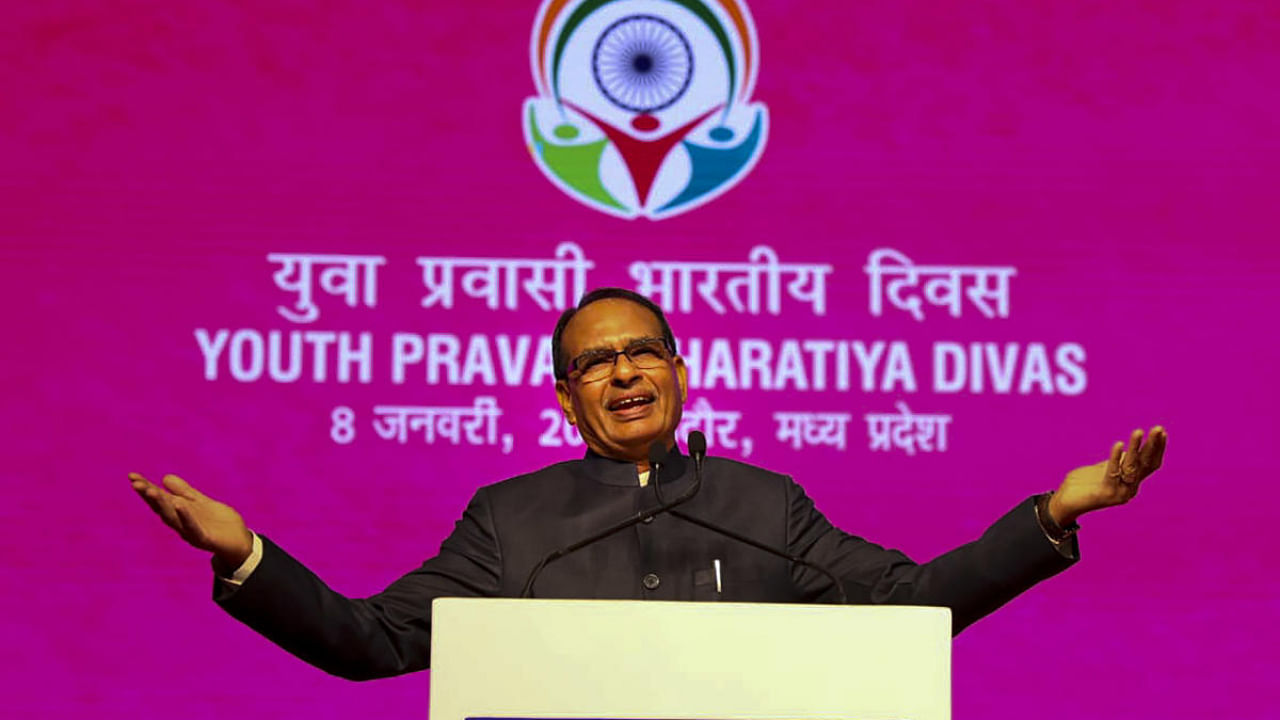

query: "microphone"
xmin=687 ymin=429 xmax=707 ymax=475
xmin=652 ymin=431 xmax=704 ymax=508
xmin=520 ymin=440 xmax=701 ymax=598
xmin=668 ymin=432 xmax=848 ymax=603
xmin=648 ymin=440 xmax=668 ymax=482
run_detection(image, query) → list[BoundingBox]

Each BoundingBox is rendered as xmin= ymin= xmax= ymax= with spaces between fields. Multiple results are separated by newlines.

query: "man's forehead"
xmin=563 ymin=298 xmax=663 ymax=353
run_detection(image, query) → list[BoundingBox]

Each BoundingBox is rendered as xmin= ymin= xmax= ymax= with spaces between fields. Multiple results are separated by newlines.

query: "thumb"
xmin=162 ymin=474 xmax=206 ymax=502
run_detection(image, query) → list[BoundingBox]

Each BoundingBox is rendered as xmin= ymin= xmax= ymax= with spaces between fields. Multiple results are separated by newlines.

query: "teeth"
xmin=610 ymin=396 xmax=652 ymax=411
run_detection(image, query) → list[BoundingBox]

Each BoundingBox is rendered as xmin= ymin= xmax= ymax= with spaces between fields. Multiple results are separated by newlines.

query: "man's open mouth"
xmin=607 ymin=394 xmax=655 ymax=412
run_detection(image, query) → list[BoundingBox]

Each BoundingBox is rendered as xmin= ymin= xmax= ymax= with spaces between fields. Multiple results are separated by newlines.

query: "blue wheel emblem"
xmin=592 ymin=15 xmax=694 ymax=113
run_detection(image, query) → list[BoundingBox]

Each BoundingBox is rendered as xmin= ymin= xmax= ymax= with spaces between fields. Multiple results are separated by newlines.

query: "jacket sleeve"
xmin=213 ymin=485 xmax=503 ymax=680
xmin=786 ymin=481 xmax=1077 ymax=634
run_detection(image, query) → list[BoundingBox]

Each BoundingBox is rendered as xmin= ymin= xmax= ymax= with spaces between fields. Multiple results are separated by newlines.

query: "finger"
xmin=129 ymin=474 xmax=182 ymax=527
xmin=1105 ymin=441 xmax=1124 ymax=480
xmin=138 ymin=483 xmax=183 ymax=530
xmin=162 ymin=474 xmax=206 ymax=502
xmin=1121 ymin=429 xmax=1143 ymax=480
xmin=128 ymin=471 xmax=157 ymax=493
xmin=1140 ymin=426 xmax=1167 ymax=472
xmin=130 ymin=473 xmax=167 ymax=510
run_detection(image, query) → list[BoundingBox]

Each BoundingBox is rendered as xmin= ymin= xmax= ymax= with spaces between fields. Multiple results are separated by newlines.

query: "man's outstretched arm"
xmin=787 ymin=426 xmax=1168 ymax=633
xmin=129 ymin=472 xmax=502 ymax=680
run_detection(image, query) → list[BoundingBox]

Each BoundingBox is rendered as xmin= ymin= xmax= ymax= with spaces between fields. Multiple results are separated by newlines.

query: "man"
xmin=131 ymin=287 xmax=1167 ymax=681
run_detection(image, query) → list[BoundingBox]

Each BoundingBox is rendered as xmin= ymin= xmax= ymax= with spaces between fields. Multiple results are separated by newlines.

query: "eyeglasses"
xmin=567 ymin=337 xmax=673 ymax=383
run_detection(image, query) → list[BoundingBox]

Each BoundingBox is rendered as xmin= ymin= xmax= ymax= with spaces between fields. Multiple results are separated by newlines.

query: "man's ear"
xmin=555 ymin=380 xmax=577 ymax=425
xmin=674 ymin=356 xmax=689 ymax=403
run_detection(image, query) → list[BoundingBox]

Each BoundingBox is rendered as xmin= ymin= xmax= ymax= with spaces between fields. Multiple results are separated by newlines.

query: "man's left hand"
xmin=1048 ymin=426 xmax=1168 ymax=527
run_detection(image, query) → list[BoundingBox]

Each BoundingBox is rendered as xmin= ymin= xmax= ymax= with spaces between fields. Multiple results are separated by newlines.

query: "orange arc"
xmin=536 ymin=0 xmax=574 ymax=93
xmin=715 ymin=0 xmax=754 ymax=101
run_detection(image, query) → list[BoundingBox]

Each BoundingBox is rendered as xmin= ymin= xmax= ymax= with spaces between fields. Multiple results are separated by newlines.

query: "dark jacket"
xmin=217 ymin=448 xmax=1076 ymax=680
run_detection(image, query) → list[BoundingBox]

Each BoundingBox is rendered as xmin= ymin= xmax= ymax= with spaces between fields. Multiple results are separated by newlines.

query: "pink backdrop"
xmin=3 ymin=1 xmax=1278 ymax=718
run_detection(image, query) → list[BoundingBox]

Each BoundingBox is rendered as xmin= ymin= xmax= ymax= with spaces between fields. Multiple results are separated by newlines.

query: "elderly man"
xmin=131 ymin=287 xmax=1167 ymax=681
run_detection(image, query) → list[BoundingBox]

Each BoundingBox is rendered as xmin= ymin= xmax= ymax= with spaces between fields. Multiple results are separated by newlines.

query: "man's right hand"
xmin=129 ymin=472 xmax=254 ymax=574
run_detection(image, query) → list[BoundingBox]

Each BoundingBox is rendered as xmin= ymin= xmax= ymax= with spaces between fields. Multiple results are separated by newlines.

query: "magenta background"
xmin=2 ymin=1 xmax=1278 ymax=718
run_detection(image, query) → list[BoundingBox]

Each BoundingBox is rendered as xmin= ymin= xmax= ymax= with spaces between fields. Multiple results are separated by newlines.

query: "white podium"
xmin=430 ymin=598 xmax=951 ymax=720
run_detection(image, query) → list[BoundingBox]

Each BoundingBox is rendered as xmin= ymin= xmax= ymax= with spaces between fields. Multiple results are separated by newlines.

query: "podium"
xmin=430 ymin=598 xmax=951 ymax=720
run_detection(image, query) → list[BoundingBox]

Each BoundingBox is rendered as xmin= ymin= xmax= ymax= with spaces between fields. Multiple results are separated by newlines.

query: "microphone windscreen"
xmin=688 ymin=430 xmax=707 ymax=458
xmin=647 ymin=441 xmax=667 ymax=466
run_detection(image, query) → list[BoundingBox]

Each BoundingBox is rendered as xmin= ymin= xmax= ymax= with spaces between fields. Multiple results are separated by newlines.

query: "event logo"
xmin=524 ymin=0 xmax=768 ymax=220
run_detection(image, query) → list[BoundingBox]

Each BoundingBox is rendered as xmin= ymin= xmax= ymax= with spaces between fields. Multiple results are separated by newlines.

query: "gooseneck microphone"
xmin=688 ymin=429 xmax=707 ymax=479
xmin=519 ymin=440 xmax=702 ymax=598
xmin=668 ymin=431 xmax=848 ymax=603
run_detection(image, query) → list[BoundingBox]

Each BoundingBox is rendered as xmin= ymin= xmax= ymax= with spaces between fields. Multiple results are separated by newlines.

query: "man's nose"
xmin=610 ymin=352 xmax=642 ymax=384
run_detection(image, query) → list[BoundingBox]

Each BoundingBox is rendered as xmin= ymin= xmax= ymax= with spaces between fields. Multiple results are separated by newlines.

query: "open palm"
xmin=130 ymin=473 xmax=254 ymax=570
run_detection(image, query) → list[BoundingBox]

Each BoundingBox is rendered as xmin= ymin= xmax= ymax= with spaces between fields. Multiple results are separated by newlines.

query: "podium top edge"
xmin=432 ymin=597 xmax=951 ymax=617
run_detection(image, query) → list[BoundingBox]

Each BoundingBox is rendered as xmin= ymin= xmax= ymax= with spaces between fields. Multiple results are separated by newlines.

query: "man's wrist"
xmin=1036 ymin=492 xmax=1080 ymax=543
xmin=1046 ymin=491 xmax=1081 ymax=529
xmin=212 ymin=531 xmax=261 ymax=581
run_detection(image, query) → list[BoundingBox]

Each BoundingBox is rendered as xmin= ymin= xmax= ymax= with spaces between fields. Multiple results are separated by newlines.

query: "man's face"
xmin=555 ymin=298 xmax=688 ymax=463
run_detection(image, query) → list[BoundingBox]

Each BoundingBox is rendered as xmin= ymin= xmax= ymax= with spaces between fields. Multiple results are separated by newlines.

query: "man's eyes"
xmin=575 ymin=342 xmax=665 ymax=371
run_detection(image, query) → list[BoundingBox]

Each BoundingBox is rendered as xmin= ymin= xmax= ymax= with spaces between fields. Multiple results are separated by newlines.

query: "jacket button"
xmin=642 ymin=573 xmax=661 ymax=590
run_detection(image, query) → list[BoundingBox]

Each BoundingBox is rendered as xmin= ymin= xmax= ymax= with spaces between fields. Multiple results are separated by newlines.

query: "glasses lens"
xmin=575 ymin=352 xmax=614 ymax=380
xmin=625 ymin=340 xmax=669 ymax=368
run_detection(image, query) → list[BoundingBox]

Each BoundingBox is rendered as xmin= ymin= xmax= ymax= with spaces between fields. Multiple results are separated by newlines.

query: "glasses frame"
xmin=566 ymin=336 xmax=674 ymax=383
